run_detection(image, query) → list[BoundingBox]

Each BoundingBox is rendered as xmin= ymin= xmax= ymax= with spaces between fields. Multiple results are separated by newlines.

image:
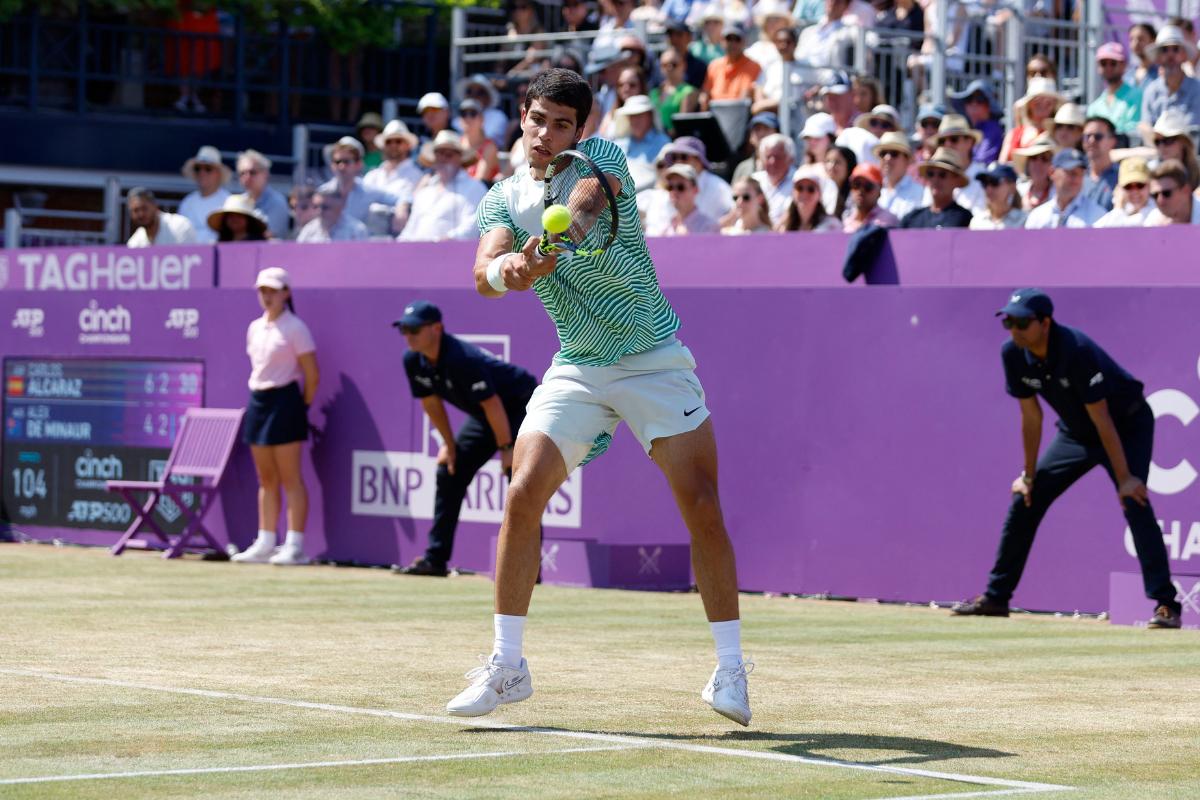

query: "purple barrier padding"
xmin=0 ymin=246 xmax=214 ymax=292
xmin=1109 ymin=572 xmax=1200 ymax=629
xmin=216 ymin=227 xmax=1200 ymax=290
xmin=5 ymin=286 xmax=1200 ymax=613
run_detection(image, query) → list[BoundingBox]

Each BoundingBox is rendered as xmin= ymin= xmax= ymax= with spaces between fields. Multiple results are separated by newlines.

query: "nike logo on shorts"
xmin=684 ymin=406 xmax=702 ymax=417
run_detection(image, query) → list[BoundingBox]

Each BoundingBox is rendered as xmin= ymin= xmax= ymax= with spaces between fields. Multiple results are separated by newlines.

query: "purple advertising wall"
xmin=4 ymin=232 xmax=1200 ymax=614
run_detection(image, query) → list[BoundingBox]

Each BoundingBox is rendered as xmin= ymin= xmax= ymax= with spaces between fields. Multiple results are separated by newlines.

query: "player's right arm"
xmin=1014 ymin=395 xmax=1043 ymax=507
xmin=472 ymin=228 xmax=559 ymax=296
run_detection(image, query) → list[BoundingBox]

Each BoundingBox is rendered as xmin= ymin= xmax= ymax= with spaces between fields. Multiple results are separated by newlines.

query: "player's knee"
xmin=505 ymin=478 xmax=554 ymax=525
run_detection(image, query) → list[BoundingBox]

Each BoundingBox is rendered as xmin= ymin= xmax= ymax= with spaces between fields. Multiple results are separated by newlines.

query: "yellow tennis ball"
xmin=542 ymin=204 xmax=572 ymax=235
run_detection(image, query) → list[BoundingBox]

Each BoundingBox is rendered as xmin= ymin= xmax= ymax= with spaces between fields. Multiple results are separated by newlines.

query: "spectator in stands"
xmin=824 ymin=145 xmax=857 ymax=218
xmin=457 ymin=75 xmax=510 ymax=145
xmin=689 ymin=6 xmax=725 ymax=63
xmin=745 ymin=0 xmax=794 ymax=72
xmin=660 ymin=0 xmax=696 ymax=23
xmin=417 ymin=93 xmax=452 ymax=142
xmin=949 ymin=79 xmax=1004 ymax=165
xmin=207 ymin=194 xmax=270 ymax=242
xmin=1025 ymin=53 xmax=1056 ymax=81
xmin=1151 ymin=110 xmax=1200 ymax=188
xmin=320 ymin=136 xmax=398 ymax=228
xmin=653 ymin=46 xmax=700 ymax=136
xmin=232 ymin=266 xmax=318 ymax=567
xmin=662 ymin=20 xmax=708 ymax=89
xmin=874 ymin=132 xmax=924 ymax=220
xmin=1024 ymin=149 xmax=1104 ymax=228
xmin=799 ymin=0 xmax=856 ymax=67
xmin=1169 ymin=16 xmax=1199 ymax=76
xmin=750 ymin=23 xmax=805 ymax=127
xmin=914 ymin=103 xmax=945 ymax=152
xmin=1127 ymin=23 xmax=1158 ymax=90
xmin=659 ymin=136 xmax=734 ymax=220
xmin=969 ymin=163 xmax=1026 ymax=230
xmin=594 ymin=0 xmax=637 ymax=51
xmin=722 ymin=177 xmax=774 ymax=234
xmin=1013 ymin=134 xmax=1056 ymax=210
xmin=646 ymin=163 xmax=720 ymax=235
xmin=178 ymin=145 xmax=231 ymax=245
xmin=1095 ymin=157 xmax=1155 ymax=227
xmin=600 ymin=66 xmax=650 ymax=138
xmin=1088 ymin=42 xmax=1142 ymax=138
xmin=899 ymin=148 xmax=973 ymax=229
xmin=126 ymin=187 xmax=197 ymax=247
xmin=613 ymin=94 xmax=671 ymax=190
xmin=1000 ymin=78 xmax=1064 ymax=163
xmin=1139 ymin=25 xmax=1200 ymax=143
xmin=586 ymin=43 xmax=626 ymax=119
xmin=750 ymin=133 xmax=796 ymax=225
xmin=297 ymin=187 xmax=368 ymax=243
xmin=876 ymin=0 xmax=923 ymax=41
xmin=356 ymin=112 xmax=385 ymax=171
xmin=844 ymin=103 xmax=899 ymax=165
xmin=930 ymin=114 xmax=986 ymax=213
xmin=1048 ymin=103 xmax=1086 ymax=151
xmin=779 ymin=164 xmax=842 ymax=232
xmin=801 ymin=112 xmax=837 ymax=165
xmin=699 ymin=20 xmax=760 ymax=108
xmin=562 ymin=0 xmax=600 ymax=32
xmin=1145 ymin=159 xmax=1199 ymax=224
xmin=288 ymin=186 xmax=318 ymax=237
xmin=820 ymin=74 xmax=858 ymax=132
xmin=1081 ymin=116 xmax=1119 ymax=211
xmin=398 ymin=131 xmax=488 ymax=242
xmin=732 ymin=111 xmax=779 ymax=183
xmin=843 ymin=164 xmax=898 ymax=232
xmin=907 ymin=0 xmax=969 ymax=99
xmin=501 ymin=0 xmax=548 ymax=75
xmin=236 ymin=149 xmax=290 ymax=240
xmin=459 ymin=99 xmax=501 ymax=184
xmin=364 ymin=120 xmax=423 ymax=207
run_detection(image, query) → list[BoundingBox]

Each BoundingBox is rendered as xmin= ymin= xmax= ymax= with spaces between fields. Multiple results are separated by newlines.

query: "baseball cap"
xmin=819 ymin=71 xmax=851 ymax=95
xmin=748 ymin=111 xmax=780 ymax=131
xmin=850 ymin=163 xmax=883 ymax=186
xmin=665 ymin=19 xmax=691 ymax=34
xmin=254 ymin=267 xmax=290 ymax=290
xmin=723 ymin=20 xmax=748 ymax=39
xmin=417 ymin=92 xmax=449 ymax=113
xmin=996 ymin=289 xmax=1054 ymax=320
xmin=1051 ymin=148 xmax=1087 ymax=170
xmin=801 ymin=112 xmax=836 ymax=139
xmin=1096 ymin=41 xmax=1126 ymax=62
xmin=393 ymin=300 xmax=443 ymax=329
xmin=976 ymin=162 xmax=1018 ymax=183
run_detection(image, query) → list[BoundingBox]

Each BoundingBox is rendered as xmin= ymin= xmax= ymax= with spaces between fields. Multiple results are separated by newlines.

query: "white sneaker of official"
xmin=445 ymin=655 xmax=533 ymax=717
xmin=230 ymin=537 xmax=276 ymax=563
xmin=268 ymin=543 xmax=310 ymax=566
xmin=701 ymin=660 xmax=754 ymax=726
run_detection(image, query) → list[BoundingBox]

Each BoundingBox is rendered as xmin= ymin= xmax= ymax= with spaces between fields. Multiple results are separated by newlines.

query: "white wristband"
xmin=486 ymin=254 xmax=511 ymax=293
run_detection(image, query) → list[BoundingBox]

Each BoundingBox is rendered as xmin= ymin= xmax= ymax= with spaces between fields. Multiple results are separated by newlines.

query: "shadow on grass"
xmin=465 ymin=727 xmax=1012 ymax=766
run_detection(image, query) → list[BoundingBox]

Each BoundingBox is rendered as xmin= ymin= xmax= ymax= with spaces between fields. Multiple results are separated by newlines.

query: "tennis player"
xmin=445 ymin=68 xmax=751 ymax=726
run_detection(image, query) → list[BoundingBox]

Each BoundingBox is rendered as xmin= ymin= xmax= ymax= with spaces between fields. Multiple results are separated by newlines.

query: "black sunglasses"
xmin=1151 ymin=188 xmax=1176 ymax=200
xmin=1001 ymin=316 xmax=1036 ymax=331
xmin=734 ymin=192 xmax=754 ymax=201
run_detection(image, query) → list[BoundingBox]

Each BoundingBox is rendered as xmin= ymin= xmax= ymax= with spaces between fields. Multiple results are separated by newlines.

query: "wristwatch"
xmin=1020 ymin=470 xmax=1034 ymax=486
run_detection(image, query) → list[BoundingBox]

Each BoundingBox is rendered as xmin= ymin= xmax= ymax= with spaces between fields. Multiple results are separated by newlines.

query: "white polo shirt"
xmin=246 ymin=310 xmax=316 ymax=391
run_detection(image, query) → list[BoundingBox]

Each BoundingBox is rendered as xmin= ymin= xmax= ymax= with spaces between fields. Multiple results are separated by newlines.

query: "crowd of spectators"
xmin=125 ymin=2 xmax=1200 ymax=247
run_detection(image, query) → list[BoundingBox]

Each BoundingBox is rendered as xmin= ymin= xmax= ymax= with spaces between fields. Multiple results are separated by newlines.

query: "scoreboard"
xmin=2 ymin=358 xmax=204 ymax=531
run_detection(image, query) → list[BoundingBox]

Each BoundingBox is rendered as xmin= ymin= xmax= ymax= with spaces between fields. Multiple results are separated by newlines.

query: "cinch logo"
xmin=74 ymin=449 xmax=123 ymax=480
xmin=11 ymin=308 xmax=45 ymax=337
xmin=78 ymin=300 xmax=131 ymax=344
xmin=165 ymin=307 xmax=200 ymax=338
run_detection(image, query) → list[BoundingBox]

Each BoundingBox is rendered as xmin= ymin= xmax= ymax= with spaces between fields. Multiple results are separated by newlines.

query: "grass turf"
xmin=1 ymin=543 xmax=1197 ymax=799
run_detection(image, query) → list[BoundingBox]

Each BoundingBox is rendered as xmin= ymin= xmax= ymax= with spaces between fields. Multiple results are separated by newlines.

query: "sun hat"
xmin=374 ymin=120 xmax=419 ymax=150
xmin=416 ymin=130 xmax=479 ymax=168
xmin=1046 ymin=102 xmax=1086 ymax=134
xmin=206 ymin=193 xmax=268 ymax=234
xmin=355 ymin=112 xmax=384 ymax=132
xmin=1015 ymin=77 xmax=1065 ymax=122
xmin=322 ymin=135 xmax=365 ymax=167
xmin=1012 ymin=133 xmax=1058 ymax=176
xmin=933 ymin=113 xmax=983 ymax=146
xmin=616 ymin=94 xmax=656 ymax=116
xmin=854 ymin=104 xmax=901 ymax=131
xmin=456 ymin=75 xmax=500 ymax=108
xmin=1149 ymin=24 xmax=1197 ymax=59
xmin=254 ymin=266 xmax=290 ymax=290
xmin=181 ymin=145 xmax=232 ymax=183
xmin=1152 ymin=109 xmax=1195 ymax=143
xmin=948 ymin=79 xmax=1000 ymax=117
xmin=416 ymin=92 xmax=450 ymax=113
xmin=1117 ymin=157 xmax=1151 ymax=188
xmin=916 ymin=147 xmax=970 ymax=187
xmin=665 ymin=136 xmax=711 ymax=169
xmin=872 ymin=131 xmax=913 ymax=159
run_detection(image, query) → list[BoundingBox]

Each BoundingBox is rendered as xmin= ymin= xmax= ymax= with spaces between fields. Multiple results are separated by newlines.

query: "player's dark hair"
xmin=525 ymin=67 xmax=593 ymax=129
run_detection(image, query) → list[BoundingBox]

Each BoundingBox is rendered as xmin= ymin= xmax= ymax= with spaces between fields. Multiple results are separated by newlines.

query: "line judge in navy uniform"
xmin=393 ymin=301 xmax=539 ymax=577
xmin=953 ymin=289 xmax=1182 ymax=628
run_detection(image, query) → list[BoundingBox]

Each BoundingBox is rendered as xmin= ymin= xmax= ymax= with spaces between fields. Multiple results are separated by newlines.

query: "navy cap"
xmin=665 ymin=18 xmax=691 ymax=33
xmin=1051 ymin=148 xmax=1087 ymax=170
xmin=976 ymin=162 xmax=1018 ymax=183
xmin=393 ymin=300 xmax=442 ymax=328
xmin=917 ymin=102 xmax=946 ymax=122
xmin=996 ymin=288 xmax=1054 ymax=320
xmin=748 ymin=111 xmax=780 ymax=131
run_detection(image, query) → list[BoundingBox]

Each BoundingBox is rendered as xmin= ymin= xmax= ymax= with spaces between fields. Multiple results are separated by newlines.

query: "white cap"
xmin=616 ymin=95 xmax=655 ymax=116
xmin=801 ymin=112 xmax=836 ymax=139
xmin=417 ymin=92 xmax=450 ymax=113
xmin=254 ymin=267 xmax=290 ymax=290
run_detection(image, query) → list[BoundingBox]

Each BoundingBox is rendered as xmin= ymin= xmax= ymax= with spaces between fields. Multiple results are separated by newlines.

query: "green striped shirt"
xmin=477 ymin=137 xmax=680 ymax=367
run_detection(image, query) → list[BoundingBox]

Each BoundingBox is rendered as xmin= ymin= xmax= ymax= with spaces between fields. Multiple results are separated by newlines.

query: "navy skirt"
xmin=243 ymin=382 xmax=308 ymax=446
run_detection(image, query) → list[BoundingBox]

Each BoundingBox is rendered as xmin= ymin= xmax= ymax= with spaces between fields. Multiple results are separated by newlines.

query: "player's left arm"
xmin=1084 ymin=399 xmax=1147 ymax=507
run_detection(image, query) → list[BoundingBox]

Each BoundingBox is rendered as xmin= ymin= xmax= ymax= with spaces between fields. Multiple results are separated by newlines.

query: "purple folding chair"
xmin=107 ymin=407 xmax=245 ymax=559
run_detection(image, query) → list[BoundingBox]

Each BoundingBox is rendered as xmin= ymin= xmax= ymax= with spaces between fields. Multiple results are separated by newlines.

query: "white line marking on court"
xmin=863 ymin=789 xmax=1063 ymax=800
xmin=0 ymin=668 xmax=1073 ymax=794
xmin=0 ymin=745 xmax=636 ymax=786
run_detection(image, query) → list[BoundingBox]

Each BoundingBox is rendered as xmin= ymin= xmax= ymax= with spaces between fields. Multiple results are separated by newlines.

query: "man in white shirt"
xmin=177 ymin=145 xmax=230 ymax=244
xmin=873 ymin=132 xmax=924 ymax=219
xmin=796 ymin=0 xmax=856 ymax=67
xmin=1024 ymin=149 xmax=1106 ymax=228
xmin=365 ymin=120 xmax=425 ymax=233
xmin=126 ymin=188 xmax=197 ymax=247
xmin=398 ymin=131 xmax=488 ymax=242
xmin=297 ymin=186 xmax=369 ymax=243
xmin=750 ymin=133 xmax=796 ymax=225
xmin=236 ymin=149 xmax=290 ymax=239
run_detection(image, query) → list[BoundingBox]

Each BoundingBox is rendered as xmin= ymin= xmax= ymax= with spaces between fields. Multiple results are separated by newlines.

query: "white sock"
xmin=255 ymin=529 xmax=276 ymax=548
xmin=284 ymin=530 xmax=304 ymax=549
xmin=492 ymin=614 xmax=526 ymax=668
xmin=710 ymin=619 xmax=743 ymax=669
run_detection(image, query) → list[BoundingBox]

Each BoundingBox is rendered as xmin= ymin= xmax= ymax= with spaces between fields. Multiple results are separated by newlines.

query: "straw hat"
xmin=416 ymin=130 xmax=478 ymax=168
xmin=322 ymin=135 xmax=365 ymax=167
xmin=206 ymin=193 xmax=268 ymax=235
xmin=1015 ymin=77 xmax=1065 ymax=122
xmin=916 ymin=147 xmax=969 ymax=187
xmin=1012 ymin=133 xmax=1058 ymax=177
xmin=872 ymin=131 xmax=913 ymax=159
xmin=933 ymin=113 xmax=983 ymax=146
xmin=181 ymin=145 xmax=232 ymax=183
xmin=854 ymin=104 xmax=901 ymax=131
xmin=1152 ymin=109 xmax=1195 ymax=143
xmin=1148 ymin=24 xmax=1198 ymax=60
xmin=1117 ymin=157 xmax=1151 ymax=188
xmin=374 ymin=120 xmax=419 ymax=151
xmin=1046 ymin=102 xmax=1086 ymax=134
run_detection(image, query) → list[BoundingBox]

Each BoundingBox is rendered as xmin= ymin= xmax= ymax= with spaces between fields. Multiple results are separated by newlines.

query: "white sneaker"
xmin=231 ymin=537 xmax=276 ymax=563
xmin=268 ymin=543 xmax=310 ymax=566
xmin=446 ymin=655 xmax=533 ymax=717
xmin=701 ymin=660 xmax=754 ymax=726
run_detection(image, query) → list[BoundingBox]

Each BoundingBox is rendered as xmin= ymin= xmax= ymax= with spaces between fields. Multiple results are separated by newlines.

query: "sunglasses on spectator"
xmin=1155 ymin=136 xmax=1182 ymax=146
xmin=238 ymin=168 xmax=262 ymax=176
xmin=398 ymin=323 xmax=431 ymax=335
xmin=943 ymin=134 xmax=971 ymax=145
xmin=734 ymin=192 xmax=755 ymax=201
xmin=332 ymin=157 xmax=359 ymax=166
xmin=461 ymin=109 xmax=480 ymax=118
xmin=868 ymin=119 xmax=895 ymax=131
xmin=1029 ymin=153 xmax=1053 ymax=163
xmin=666 ymin=182 xmax=692 ymax=192
xmin=662 ymin=154 xmax=687 ymax=165
xmin=850 ymin=180 xmax=878 ymax=192
xmin=1082 ymin=132 xmax=1109 ymax=141
xmin=925 ymin=168 xmax=951 ymax=180
xmin=1151 ymin=188 xmax=1177 ymax=200
xmin=1124 ymin=182 xmax=1147 ymax=191
xmin=1027 ymin=68 xmax=1053 ymax=77
xmin=1159 ymin=45 xmax=1182 ymax=55
xmin=1098 ymin=59 xmax=1122 ymax=67
xmin=195 ymin=164 xmax=217 ymax=172
xmin=920 ymin=120 xmax=940 ymax=129
xmin=979 ymin=177 xmax=1005 ymax=188
xmin=1001 ymin=316 xmax=1035 ymax=331
xmin=793 ymin=183 xmax=819 ymax=194
xmin=313 ymin=202 xmax=334 ymax=212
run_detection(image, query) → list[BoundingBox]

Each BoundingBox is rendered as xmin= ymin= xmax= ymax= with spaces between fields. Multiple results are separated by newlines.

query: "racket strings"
xmin=548 ymin=160 xmax=612 ymax=251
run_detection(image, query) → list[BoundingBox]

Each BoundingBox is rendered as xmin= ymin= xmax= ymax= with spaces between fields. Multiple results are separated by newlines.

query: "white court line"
xmin=864 ymin=789 xmax=1065 ymax=800
xmin=0 ymin=746 xmax=636 ymax=786
xmin=0 ymin=668 xmax=1073 ymax=795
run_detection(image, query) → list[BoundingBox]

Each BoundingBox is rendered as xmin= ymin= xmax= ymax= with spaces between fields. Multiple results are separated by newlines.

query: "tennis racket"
xmin=537 ymin=149 xmax=619 ymax=257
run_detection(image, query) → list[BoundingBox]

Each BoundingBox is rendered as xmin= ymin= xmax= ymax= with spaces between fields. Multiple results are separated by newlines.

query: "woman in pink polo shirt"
xmin=232 ymin=267 xmax=319 ymax=566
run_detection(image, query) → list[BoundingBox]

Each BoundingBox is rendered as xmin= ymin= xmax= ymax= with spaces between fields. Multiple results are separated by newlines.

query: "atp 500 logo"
xmin=11 ymin=308 xmax=45 ymax=338
xmin=164 ymin=308 xmax=200 ymax=339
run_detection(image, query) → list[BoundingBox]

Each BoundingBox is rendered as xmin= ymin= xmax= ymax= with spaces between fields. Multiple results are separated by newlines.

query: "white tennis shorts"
xmin=519 ymin=336 xmax=709 ymax=473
